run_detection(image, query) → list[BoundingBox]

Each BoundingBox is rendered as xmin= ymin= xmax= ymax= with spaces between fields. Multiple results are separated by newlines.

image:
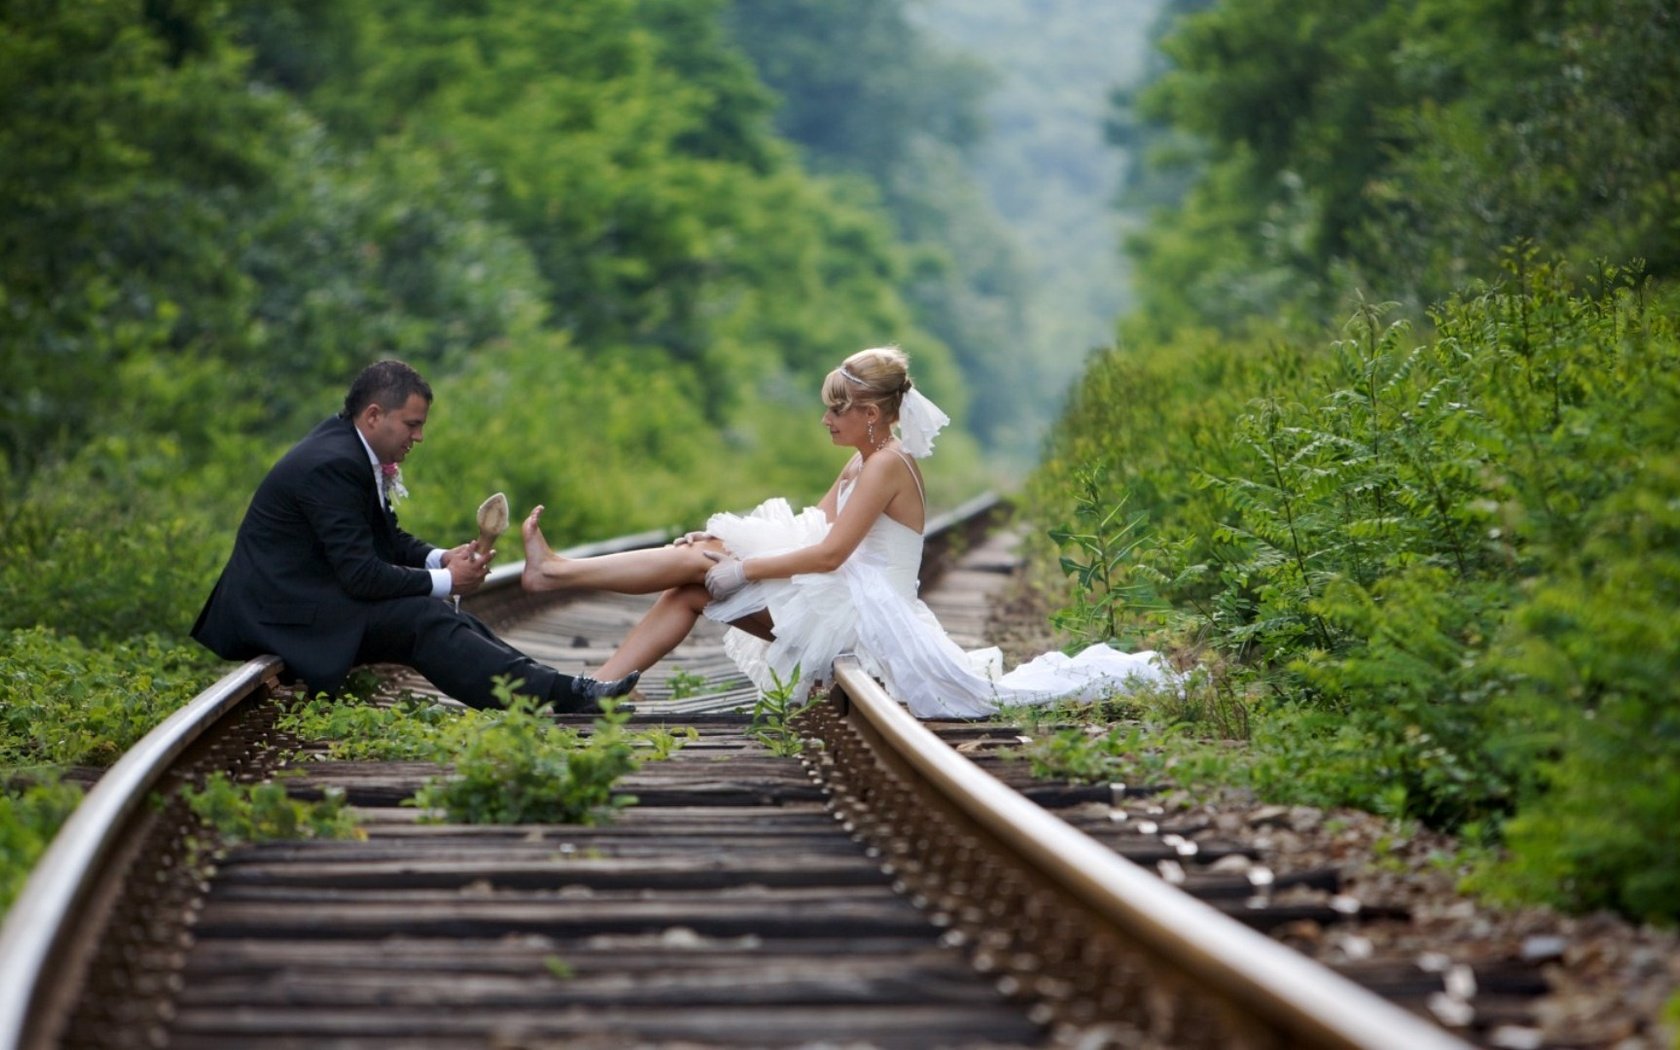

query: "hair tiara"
xmin=839 ymin=367 xmax=912 ymax=394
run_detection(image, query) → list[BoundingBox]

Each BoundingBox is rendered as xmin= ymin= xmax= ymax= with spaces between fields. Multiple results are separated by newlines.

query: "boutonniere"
xmin=380 ymin=462 xmax=409 ymax=506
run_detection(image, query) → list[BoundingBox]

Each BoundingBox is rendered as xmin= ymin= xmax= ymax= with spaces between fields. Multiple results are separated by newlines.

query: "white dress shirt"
xmin=355 ymin=428 xmax=452 ymax=599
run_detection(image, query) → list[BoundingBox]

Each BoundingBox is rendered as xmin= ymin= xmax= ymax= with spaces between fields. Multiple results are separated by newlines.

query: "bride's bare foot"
xmin=521 ymin=505 xmax=569 ymax=592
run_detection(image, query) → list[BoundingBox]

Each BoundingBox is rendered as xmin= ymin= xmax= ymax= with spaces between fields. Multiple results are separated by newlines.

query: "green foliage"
xmin=725 ymin=0 xmax=985 ymax=179
xmin=0 ymin=0 xmax=284 ymax=470
xmin=0 ymin=428 xmax=252 ymax=643
xmin=1006 ymin=724 xmax=1134 ymax=784
xmin=725 ymin=0 xmax=1040 ymax=455
xmin=636 ymin=724 xmax=699 ymax=762
xmin=1126 ymin=0 xmax=1680 ymax=329
xmin=0 ymin=778 xmax=84 ymax=913
xmin=409 ymin=679 xmax=640 ymax=825
xmin=183 ymin=773 xmax=363 ymax=845
xmin=1047 ymin=469 xmax=1160 ymax=645
xmin=664 ymin=669 xmax=709 ymax=702
xmin=288 ymin=678 xmax=695 ymax=819
xmin=543 ymin=955 xmax=575 ymax=981
xmin=0 ymin=628 xmax=218 ymax=770
xmin=750 ymin=666 xmax=806 ymax=757
xmin=4 ymin=0 xmax=994 ymax=558
xmin=915 ymin=0 xmax=1164 ymax=421
xmin=1035 ymin=260 xmax=1680 ymax=920
xmin=277 ymin=693 xmax=462 ymax=761
xmin=1468 ymin=446 xmax=1680 ymax=921
xmin=0 ymin=0 xmax=1002 ymax=904
xmin=241 ymin=0 xmax=960 ymax=425
xmin=1001 ymin=717 xmax=1226 ymax=788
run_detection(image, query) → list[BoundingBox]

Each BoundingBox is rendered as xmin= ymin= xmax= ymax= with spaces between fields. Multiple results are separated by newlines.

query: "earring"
xmin=867 ymin=419 xmax=880 ymax=449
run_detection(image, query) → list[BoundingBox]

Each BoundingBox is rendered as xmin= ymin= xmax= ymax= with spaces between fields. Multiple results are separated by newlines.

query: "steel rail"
xmin=822 ymin=658 xmax=1474 ymax=1050
xmin=0 ymin=655 xmax=283 ymax=1050
xmin=0 ymin=526 xmax=672 ymax=1050
xmin=0 ymin=497 xmax=1005 ymax=1049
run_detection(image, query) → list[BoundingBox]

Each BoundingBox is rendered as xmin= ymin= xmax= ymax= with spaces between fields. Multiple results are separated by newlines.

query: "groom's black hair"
xmin=341 ymin=359 xmax=433 ymax=420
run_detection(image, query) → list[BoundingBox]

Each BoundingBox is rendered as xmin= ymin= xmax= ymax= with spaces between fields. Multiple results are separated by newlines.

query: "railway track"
xmin=0 ymin=496 xmax=1535 ymax=1048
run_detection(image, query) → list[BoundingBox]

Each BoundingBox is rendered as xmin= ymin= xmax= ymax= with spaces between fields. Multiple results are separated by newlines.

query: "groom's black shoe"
xmin=555 ymin=669 xmax=640 ymax=715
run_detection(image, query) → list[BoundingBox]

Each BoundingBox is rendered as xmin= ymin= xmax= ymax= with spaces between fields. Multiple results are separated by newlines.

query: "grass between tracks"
xmin=0 ymin=664 xmax=695 ymax=915
xmin=244 ymin=673 xmax=694 ymax=829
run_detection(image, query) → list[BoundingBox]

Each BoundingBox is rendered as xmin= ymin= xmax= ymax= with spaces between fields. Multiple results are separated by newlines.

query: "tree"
xmin=1124 ymin=0 xmax=1680 ymax=327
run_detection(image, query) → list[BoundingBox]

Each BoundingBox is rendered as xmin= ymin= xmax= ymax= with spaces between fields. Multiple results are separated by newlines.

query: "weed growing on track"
xmin=278 ymin=692 xmax=461 ymax=761
xmin=408 ymin=678 xmax=641 ymax=825
xmin=183 ymin=772 xmax=363 ymax=845
xmin=665 ymin=668 xmax=708 ymax=700
xmin=750 ymin=667 xmax=805 ymax=757
xmin=281 ymin=675 xmax=694 ymax=826
xmin=638 ymin=723 xmax=699 ymax=760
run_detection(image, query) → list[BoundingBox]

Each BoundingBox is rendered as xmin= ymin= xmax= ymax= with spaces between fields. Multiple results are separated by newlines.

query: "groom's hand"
xmin=442 ymin=541 xmax=494 ymax=567
xmin=445 ymin=542 xmax=492 ymax=595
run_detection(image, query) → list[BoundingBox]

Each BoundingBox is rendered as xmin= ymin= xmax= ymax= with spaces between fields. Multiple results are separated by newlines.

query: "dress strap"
xmin=892 ymin=447 xmax=925 ymax=509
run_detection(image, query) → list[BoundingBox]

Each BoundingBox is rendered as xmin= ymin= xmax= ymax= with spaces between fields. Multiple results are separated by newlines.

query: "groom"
xmin=191 ymin=359 xmax=637 ymax=712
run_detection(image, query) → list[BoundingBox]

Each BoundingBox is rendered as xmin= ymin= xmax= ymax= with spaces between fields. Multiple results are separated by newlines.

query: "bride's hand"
xmin=703 ymin=551 xmax=748 ymax=600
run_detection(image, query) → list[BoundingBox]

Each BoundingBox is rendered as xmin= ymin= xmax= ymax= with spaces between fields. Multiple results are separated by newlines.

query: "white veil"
xmin=895 ymin=387 xmax=949 ymax=459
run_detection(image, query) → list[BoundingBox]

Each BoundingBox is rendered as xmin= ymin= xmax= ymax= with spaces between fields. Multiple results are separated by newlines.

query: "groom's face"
xmin=363 ymin=393 xmax=430 ymax=464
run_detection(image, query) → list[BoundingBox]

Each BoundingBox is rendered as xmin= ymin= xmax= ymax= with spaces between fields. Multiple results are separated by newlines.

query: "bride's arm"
xmin=742 ymin=455 xmax=899 ymax=581
xmin=814 ymin=452 xmax=860 ymax=521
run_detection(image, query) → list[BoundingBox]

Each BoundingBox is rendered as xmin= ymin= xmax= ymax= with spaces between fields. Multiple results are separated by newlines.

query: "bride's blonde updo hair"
xmin=822 ymin=346 xmax=912 ymax=422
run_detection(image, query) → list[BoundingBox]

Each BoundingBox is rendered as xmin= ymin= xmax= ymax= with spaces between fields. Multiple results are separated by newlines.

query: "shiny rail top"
xmin=820 ymin=658 xmax=1473 ymax=1050
xmin=0 ymin=657 xmax=283 ymax=1050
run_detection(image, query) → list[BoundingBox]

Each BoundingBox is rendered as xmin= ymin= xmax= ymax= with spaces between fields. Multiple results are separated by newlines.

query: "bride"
xmin=519 ymin=346 xmax=1175 ymax=718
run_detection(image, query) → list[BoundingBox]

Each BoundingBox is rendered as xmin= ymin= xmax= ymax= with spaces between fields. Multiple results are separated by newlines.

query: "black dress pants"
xmin=355 ymin=595 xmax=578 ymax=710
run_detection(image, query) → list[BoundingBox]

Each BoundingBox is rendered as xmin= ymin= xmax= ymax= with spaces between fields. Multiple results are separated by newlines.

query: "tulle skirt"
xmin=702 ymin=498 xmax=1179 ymax=717
xmin=702 ymin=498 xmax=875 ymax=703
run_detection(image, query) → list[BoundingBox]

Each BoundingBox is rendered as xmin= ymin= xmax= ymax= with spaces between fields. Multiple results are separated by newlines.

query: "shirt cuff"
xmin=428 ymin=567 xmax=452 ymax=600
xmin=425 ymin=548 xmax=444 ymax=569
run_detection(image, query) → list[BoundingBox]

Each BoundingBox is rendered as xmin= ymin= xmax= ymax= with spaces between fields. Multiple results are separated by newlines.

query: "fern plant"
xmin=1047 ymin=466 xmax=1161 ymax=644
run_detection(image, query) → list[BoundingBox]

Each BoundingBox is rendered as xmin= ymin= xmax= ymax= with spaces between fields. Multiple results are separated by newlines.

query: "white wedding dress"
xmin=702 ymin=453 xmax=1176 ymax=718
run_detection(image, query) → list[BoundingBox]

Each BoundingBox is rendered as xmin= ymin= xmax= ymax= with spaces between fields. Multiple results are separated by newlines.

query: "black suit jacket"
xmin=192 ymin=415 xmax=437 ymax=692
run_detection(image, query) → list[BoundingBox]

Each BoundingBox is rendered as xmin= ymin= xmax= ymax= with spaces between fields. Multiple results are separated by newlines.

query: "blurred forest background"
xmin=5 ymin=0 xmax=1679 ymax=924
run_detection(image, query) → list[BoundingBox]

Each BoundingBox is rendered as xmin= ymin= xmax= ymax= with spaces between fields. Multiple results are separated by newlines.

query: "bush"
xmin=1033 ymin=260 xmax=1680 ymax=920
xmin=409 ymin=679 xmax=641 ymax=825
xmin=0 ymin=778 xmax=84 ymax=913
xmin=0 ymin=414 xmax=262 ymax=645
xmin=1471 ymin=449 xmax=1680 ymax=921
xmin=0 ymin=627 xmax=218 ymax=770
xmin=183 ymin=772 xmax=363 ymax=846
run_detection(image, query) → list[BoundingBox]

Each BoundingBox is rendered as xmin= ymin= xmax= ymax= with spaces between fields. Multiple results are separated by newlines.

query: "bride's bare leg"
xmin=596 ymin=595 xmax=779 ymax=681
xmin=522 ymin=506 xmax=718 ymax=594
xmin=596 ymin=583 xmax=711 ymax=679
